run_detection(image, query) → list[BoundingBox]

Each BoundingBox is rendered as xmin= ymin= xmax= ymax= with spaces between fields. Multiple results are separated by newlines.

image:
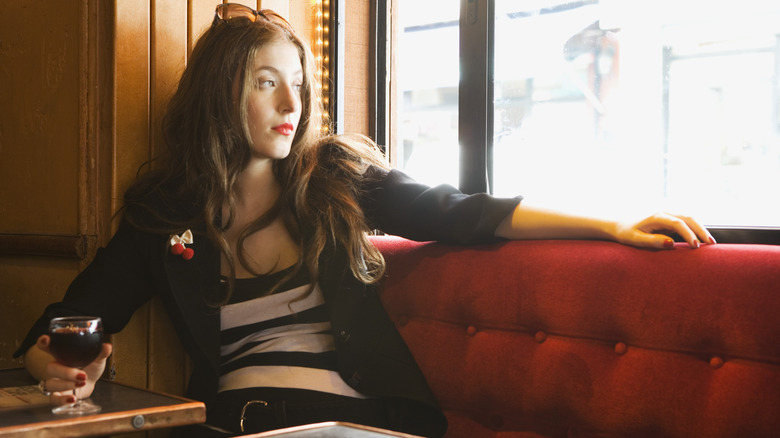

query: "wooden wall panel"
xmin=0 ymin=1 xmax=100 ymax=369
xmin=109 ymin=0 xmax=152 ymax=392
xmin=113 ymin=0 xmax=151 ymax=212
xmin=0 ymin=258 xmax=81 ymax=369
xmin=145 ymin=0 xmax=190 ymax=400
xmin=0 ymin=2 xmax=81 ymax=236
xmin=189 ymin=0 xmax=217 ymax=49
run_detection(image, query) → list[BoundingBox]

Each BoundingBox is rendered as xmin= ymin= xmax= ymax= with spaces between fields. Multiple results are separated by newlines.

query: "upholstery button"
xmin=466 ymin=326 xmax=477 ymax=336
xmin=534 ymin=331 xmax=547 ymax=343
xmin=614 ymin=342 xmax=628 ymax=355
xmin=710 ymin=356 xmax=725 ymax=369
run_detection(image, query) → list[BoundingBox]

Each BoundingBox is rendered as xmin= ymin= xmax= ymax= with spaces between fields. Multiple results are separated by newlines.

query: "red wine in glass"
xmin=48 ymin=316 xmax=103 ymax=415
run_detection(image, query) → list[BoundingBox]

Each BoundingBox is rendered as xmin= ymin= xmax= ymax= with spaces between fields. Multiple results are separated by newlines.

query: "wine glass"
xmin=48 ymin=316 xmax=104 ymax=415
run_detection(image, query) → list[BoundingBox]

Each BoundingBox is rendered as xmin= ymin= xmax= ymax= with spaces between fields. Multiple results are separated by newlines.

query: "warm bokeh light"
xmin=313 ymin=0 xmax=330 ymax=131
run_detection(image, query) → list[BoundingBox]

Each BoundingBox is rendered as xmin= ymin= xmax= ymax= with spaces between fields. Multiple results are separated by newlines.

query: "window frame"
xmin=458 ymin=0 xmax=494 ymax=195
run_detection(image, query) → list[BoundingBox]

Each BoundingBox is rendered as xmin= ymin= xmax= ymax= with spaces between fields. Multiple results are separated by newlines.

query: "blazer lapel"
xmin=162 ymin=229 xmax=222 ymax=377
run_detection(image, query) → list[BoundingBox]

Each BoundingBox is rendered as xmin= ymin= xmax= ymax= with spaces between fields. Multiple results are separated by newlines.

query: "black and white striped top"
xmin=218 ymin=267 xmax=364 ymax=399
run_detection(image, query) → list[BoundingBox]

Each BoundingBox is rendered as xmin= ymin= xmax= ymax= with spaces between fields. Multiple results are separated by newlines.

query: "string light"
xmin=313 ymin=0 xmax=330 ymax=132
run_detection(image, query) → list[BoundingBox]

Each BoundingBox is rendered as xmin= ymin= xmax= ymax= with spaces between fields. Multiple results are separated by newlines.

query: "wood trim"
xmin=0 ymin=403 xmax=205 ymax=437
xmin=0 ymin=234 xmax=90 ymax=259
xmin=82 ymin=0 xmax=116 ymax=268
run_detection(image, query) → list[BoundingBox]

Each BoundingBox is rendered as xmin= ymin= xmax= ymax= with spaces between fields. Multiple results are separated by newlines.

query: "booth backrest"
xmin=371 ymin=236 xmax=780 ymax=438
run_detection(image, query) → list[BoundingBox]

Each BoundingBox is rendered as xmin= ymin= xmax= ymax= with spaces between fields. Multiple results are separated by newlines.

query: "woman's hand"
xmin=32 ymin=334 xmax=113 ymax=406
xmin=614 ymin=212 xmax=716 ymax=250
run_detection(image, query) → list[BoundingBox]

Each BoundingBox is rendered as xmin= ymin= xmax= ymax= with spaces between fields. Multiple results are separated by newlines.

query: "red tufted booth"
xmin=370 ymin=236 xmax=780 ymax=438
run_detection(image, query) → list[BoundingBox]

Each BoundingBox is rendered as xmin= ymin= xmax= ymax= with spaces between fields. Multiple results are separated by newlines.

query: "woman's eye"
xmin=257 ymin=79 xmax=274 ymax=88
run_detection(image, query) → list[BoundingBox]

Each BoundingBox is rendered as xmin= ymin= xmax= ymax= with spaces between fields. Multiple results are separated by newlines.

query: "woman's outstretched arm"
xmin=494 ymin=203 xmax=715 ymax=249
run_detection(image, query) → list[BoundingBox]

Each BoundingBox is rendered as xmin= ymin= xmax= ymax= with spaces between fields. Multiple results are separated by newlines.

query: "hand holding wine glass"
xmin=42 ymin=316 xmax=107 ymax=415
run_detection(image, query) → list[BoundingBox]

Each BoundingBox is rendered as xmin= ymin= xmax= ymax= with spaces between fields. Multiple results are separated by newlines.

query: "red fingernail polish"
xmin=76 ymin=380 xmax=86 ymax=387
xmin=709 ymin=236 xmax=717 ymax=245
xmin=67 ymin=396 xmax=76 ymax=403
xmin=663 ymin=239 xmax=674 ymax=249
xmin=77 ymin=373 xmax=87 ymax=381
xmin=693 ymin=239 xmax=700 ymax=249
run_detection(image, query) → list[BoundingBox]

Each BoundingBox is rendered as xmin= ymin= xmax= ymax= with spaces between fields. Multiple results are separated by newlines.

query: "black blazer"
xmin=17 ymin=168 xmax=521 ymax=437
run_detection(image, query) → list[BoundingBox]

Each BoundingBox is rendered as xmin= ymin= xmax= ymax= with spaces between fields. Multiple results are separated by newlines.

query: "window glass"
xmin=395 ymin=0 xmax=780 ymax=226
xmin=395 ymin=0 xmax=460 ymax=188
xmin=493 ymin=0 xmax=780 ymax=226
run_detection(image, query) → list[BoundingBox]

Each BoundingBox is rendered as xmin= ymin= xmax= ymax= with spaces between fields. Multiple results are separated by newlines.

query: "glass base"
xmin=52 ymin=399 xmax=101 ymax=415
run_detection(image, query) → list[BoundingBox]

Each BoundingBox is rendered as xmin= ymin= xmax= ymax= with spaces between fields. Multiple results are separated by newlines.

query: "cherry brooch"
xmin=169 ymin=229 xmax=194 ymax=260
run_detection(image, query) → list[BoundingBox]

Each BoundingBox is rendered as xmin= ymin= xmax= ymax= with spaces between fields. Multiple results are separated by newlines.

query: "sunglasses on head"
xmin=212 ymin=3 xmax=293 ymax=31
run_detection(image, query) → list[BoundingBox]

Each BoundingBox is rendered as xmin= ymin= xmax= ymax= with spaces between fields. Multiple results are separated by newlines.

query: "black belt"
xmin=209 ymin=394 xmax=394 ymax=434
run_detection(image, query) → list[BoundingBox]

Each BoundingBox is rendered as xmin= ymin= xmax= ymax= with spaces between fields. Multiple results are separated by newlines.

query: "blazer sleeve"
xmin=13 ymin=219 xmax=163 ymax=358
xmin=361 ymin=167 xmax=522 ymax=244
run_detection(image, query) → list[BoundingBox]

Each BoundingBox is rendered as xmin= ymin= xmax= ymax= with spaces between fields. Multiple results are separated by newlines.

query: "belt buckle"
xmin=240 ymin=400 xmax=269 ymax=432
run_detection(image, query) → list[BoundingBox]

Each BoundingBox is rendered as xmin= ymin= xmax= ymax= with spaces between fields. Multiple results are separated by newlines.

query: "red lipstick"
xmin=272 ymin=123 xmax=295 ymax=136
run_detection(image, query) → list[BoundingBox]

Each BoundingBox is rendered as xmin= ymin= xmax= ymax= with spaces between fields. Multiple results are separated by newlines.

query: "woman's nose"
xmin=278 ymin=84 xmax=300 ymax=114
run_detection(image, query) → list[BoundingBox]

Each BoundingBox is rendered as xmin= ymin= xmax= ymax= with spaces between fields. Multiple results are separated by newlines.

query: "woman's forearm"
xmin=495 ymin=202 xmax=715 ymax=249
xmin=495 ymin=203 xmax=618 ymax=241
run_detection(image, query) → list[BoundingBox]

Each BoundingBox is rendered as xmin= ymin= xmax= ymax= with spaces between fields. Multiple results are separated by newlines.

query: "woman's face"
xmin=244 ymin=40 xmax=303 ymax=161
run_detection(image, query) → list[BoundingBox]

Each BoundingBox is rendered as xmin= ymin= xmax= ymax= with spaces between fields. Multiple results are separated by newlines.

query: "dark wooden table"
xmin=0 ymin=368 xmax=205 ymax=437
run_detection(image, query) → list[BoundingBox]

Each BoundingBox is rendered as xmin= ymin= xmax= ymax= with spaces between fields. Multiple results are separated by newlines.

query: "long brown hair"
xmin=124 ymin=12 xmax=388 ymax=305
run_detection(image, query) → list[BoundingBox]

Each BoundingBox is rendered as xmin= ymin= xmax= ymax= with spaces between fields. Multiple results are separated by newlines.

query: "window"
xmin=391 ymin=0 xmax=780 ymax=234
xmin=393 ymin=1 xmax=460 ymax=188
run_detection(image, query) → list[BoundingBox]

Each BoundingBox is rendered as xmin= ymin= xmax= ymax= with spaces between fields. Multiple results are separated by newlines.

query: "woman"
xmin=15 ymin=4 xmax=714 ymax=437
